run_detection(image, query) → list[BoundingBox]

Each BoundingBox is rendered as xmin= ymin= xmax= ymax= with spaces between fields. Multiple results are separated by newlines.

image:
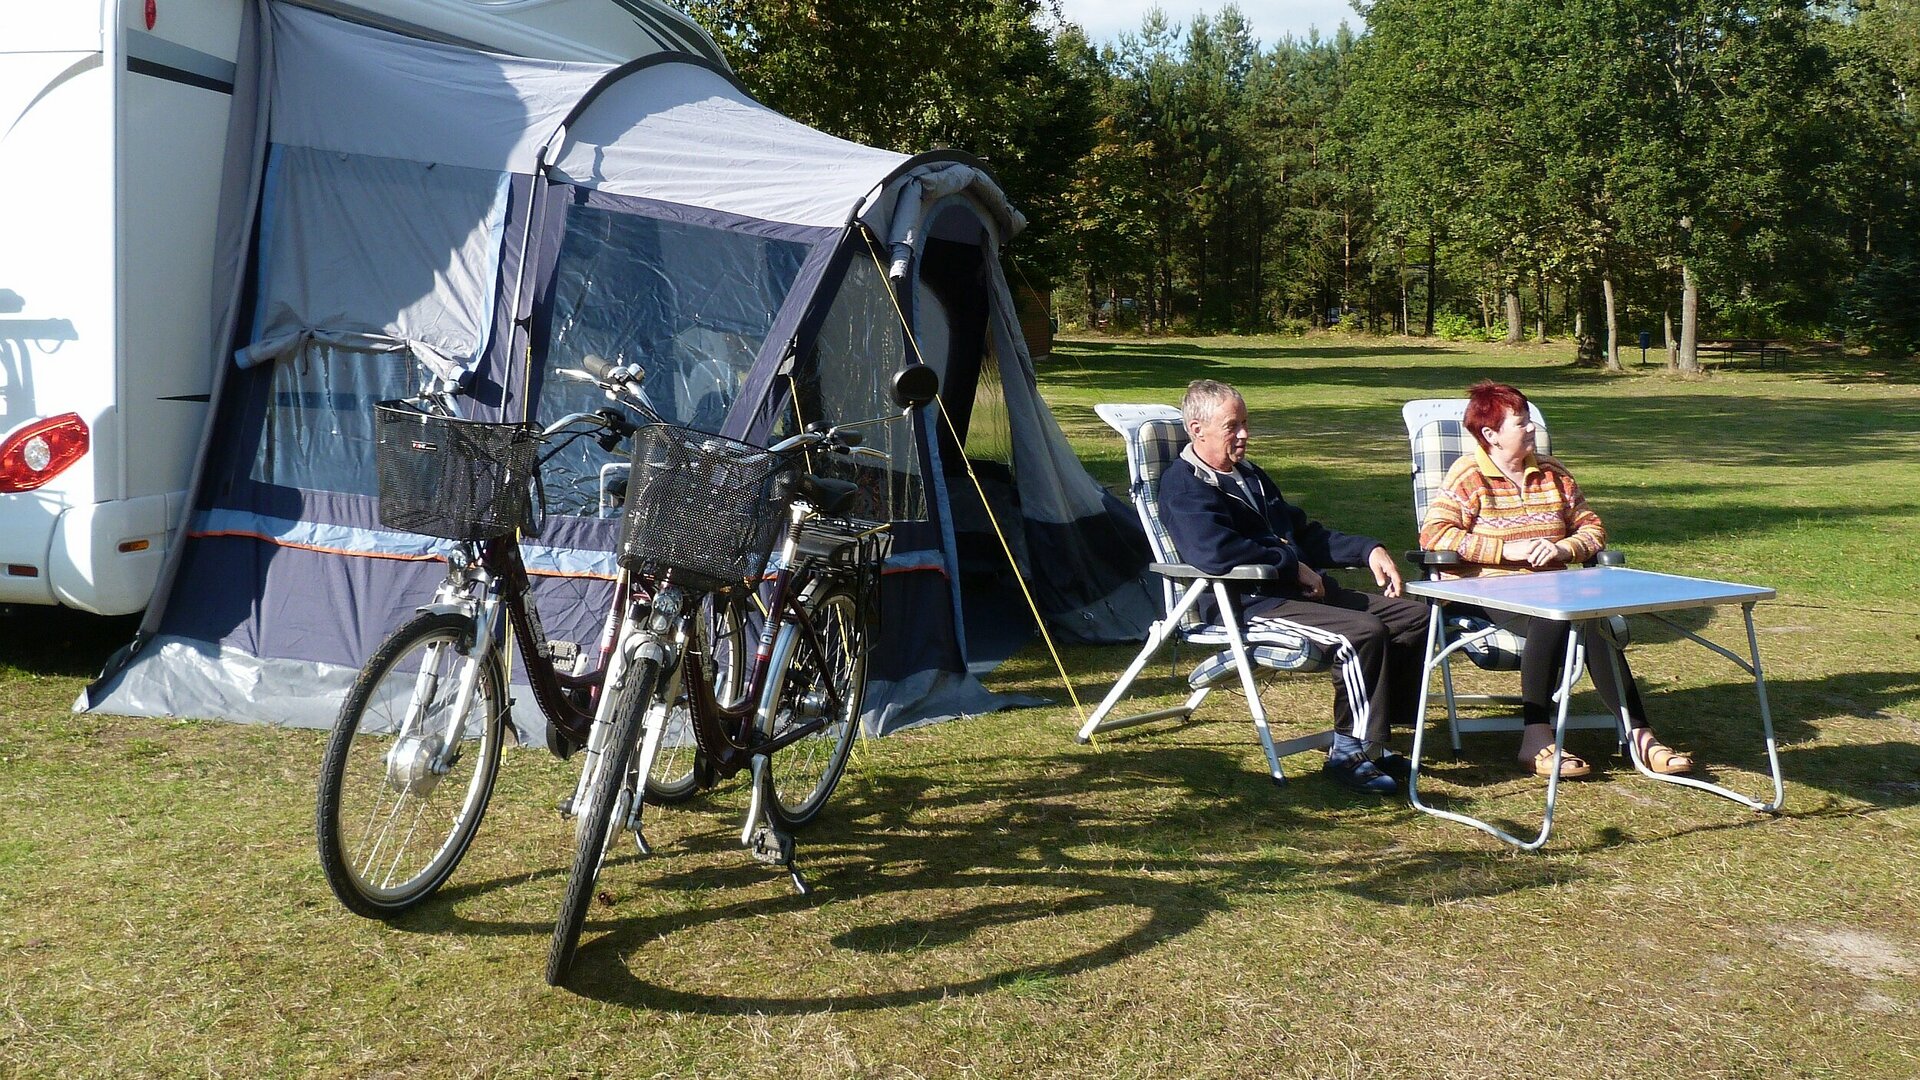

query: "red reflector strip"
xmin=5 ymin=565 xmax=39 ymax=578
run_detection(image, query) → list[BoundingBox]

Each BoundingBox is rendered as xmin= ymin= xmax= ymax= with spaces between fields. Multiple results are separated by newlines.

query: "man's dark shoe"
xmin=1324 ymin=754 xmax=1398 ymax=795
xmin=1372 ymin=752 xmax=1413 ymax=786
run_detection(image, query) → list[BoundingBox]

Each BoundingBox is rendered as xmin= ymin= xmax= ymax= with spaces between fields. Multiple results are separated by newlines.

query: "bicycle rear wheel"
xmin=546 ymin=654 xmax=659 ymax=985
xmin=316 ymin=611 xmax=504 ymax=918
xmin=756 ymin=585 xmax=864 ymax=829
xmin=644 ymin=592 xmax=746 ymax=804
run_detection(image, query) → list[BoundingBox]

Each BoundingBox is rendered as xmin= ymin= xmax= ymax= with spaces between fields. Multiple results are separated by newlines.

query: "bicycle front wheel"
xmin=316 ymin=611 xmax=505 ymax=918
xmin=757 ymin=585 xmax=864 ymax=829
xmin=546 ymin=654 xmax=659 ymax=986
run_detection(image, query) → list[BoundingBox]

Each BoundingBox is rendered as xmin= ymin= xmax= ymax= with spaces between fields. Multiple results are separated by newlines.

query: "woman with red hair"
xmin=1419 ymin=381 xmax=1693 ymax=778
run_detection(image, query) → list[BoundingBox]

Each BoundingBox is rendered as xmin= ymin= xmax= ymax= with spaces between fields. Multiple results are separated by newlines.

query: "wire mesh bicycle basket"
xmin=620 ymin=425 xmax=799 ymax=591
xmin=373 ymin=400 xmax=540 ymax=541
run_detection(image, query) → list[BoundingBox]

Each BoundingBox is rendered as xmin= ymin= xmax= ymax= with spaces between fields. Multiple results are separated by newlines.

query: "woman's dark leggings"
xmin=1511 ymin=614 xmax=1648 ymax=730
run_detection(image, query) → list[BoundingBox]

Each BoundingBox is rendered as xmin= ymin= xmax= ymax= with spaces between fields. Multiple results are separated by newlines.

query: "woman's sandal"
xmin=1527 ymin=744 xmax=1592 ymax=779
xmin=1631 ymin=730 xmax=1695 ymax=775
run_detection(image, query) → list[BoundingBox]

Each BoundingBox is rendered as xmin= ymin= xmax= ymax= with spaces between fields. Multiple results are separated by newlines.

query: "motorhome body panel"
xmin=1 ymin=0 xmax=715 ymax=613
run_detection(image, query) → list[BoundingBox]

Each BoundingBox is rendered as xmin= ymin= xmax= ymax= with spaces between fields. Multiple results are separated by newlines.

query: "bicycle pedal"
xmin=749 ymin=825 xmax=795 ymax=867
xmin=555 ymin=794 xmax=574 ymax=817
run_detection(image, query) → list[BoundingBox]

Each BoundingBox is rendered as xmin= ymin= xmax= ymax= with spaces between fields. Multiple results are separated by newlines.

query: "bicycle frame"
xmin=562 ymin=493 xmax=876 ymax=840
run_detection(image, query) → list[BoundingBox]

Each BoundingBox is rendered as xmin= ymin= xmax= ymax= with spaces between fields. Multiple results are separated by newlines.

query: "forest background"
xmin=684 ymin=0 xmax=1920 ymax=370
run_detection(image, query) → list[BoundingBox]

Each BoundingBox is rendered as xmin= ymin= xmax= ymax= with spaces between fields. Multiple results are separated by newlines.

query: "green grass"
xmin=5 ymin=334 xmax=1920 ymax=1077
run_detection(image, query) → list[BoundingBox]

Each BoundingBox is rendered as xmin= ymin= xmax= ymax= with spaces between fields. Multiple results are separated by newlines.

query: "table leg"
xmin=1410 ymin=606 xmax=1577 ymax=850
xmin=1627 ymin=603 xmax=1786 ymax=813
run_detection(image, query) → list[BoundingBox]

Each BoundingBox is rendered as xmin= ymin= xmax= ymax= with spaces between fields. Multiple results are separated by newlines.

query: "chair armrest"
xmin=1150 ymin=562 xmax=1278 ymax=581
xmin=1593 ymin=550 xmax=1626 ymax=567
xmin=1406 ymin=549 xmax=1461 ymax=567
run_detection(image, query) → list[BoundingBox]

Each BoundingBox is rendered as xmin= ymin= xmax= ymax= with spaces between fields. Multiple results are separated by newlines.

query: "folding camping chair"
xmin=1076 ymin=404 xmax=1335 ymax=785
xmin=1402 ymin=399 xmax=1627 ymax=754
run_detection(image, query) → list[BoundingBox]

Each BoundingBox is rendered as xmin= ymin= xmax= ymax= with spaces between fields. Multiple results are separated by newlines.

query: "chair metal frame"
xmin=1077 ymin=404 xmax=1334 ymax=785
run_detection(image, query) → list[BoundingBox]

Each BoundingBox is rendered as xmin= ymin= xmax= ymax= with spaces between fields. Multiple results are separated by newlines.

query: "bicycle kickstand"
xmin=750 ymin=825 xmax=809 ymax=895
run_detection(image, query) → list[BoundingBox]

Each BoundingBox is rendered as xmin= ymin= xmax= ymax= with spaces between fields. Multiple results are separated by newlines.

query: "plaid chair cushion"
xmin=1133 ymin=417 xmax=1211 ymax=633
xmin=1185 ymin=616 xmax=1332 ymax=688
xmin=1448 ymin=614 xmax=1526 ymax=671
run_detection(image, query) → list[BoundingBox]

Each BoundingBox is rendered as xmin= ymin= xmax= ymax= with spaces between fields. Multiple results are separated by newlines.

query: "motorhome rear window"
xmin=534 ymin=203 xmax=806 ymax=518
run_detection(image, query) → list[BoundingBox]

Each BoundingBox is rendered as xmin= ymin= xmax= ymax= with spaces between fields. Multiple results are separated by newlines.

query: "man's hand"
xmin=1368 ymin=545 xmax=1404 ymax=598
xmin=1295 ymin=561 xmax=1326 ymax=600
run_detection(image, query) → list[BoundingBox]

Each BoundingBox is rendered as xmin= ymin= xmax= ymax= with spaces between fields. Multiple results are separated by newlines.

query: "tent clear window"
xmin=778 ymin=252 xmax=926 ymax=522
xmin=250 ymin=344 xmax=416 ymax=494
xmin=536 ymin=203 xmax=806 ymax=517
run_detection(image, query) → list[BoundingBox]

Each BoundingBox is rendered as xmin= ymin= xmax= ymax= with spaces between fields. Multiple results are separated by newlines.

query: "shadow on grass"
xmin=0 ymin=605 xmax=138 ymax=679
xmin=369 ymin=656 xmax=1918 ymax=1012
xmin=542 ymin=746 xmax=1587 ymax=1010
xmin=389 ymin=737 xmax=1616 ymax=1008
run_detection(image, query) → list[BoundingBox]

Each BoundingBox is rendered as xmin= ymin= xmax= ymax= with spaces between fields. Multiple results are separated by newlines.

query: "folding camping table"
xmin=1403 ymin=567 xmax=1786 ymax=850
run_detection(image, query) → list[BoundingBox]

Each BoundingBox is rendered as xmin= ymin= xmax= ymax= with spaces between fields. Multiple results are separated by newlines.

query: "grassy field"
xmin=5 ymin=335 xmax=1919 ymax=1078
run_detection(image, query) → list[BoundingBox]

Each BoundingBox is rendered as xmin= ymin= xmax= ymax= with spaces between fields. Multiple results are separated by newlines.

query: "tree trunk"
xmin=1664 ymin=309 xmax=1678 ymax=370
xmin=1424 ymin=233 xmax=1438 ymax=337
xmin=1574 ymin=274 xmax=1606 ymax=365
xmin=1536 ymin=273 xmax=1549 ymax=342
xmin=1678 ymin=264 xmax=1701 ymax=373
xmin=1602 ymin=272 xmax=1622 ymax=372
xmin=1504 ymin=289 xmax=1523 ymax=345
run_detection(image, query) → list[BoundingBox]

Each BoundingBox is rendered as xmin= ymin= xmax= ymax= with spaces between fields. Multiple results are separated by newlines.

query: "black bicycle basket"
xmin=620 ymin=425 xmax=799 ymax=590
xmin=373 ymin=400 xmax=540 ymax=541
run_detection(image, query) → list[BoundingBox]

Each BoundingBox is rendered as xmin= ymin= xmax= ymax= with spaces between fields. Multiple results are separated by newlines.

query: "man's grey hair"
xmin=1181 ymin=379 xmax=1244 ymax=429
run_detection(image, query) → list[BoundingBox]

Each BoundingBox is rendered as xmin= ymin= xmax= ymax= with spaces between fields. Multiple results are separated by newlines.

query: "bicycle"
xmin=315 ymin=364 xmax=682 ymax=919
xmin=543 ymin=360 xmax=938 ymax=985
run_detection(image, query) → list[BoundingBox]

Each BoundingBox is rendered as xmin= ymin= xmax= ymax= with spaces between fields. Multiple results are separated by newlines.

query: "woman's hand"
xmin=1502 ymin=538 xmax=1568 ymax=569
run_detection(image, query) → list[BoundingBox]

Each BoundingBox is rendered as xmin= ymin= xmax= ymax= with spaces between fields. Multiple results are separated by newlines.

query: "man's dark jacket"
xmin=1158 ymin=444 xmax=1381 ymax=622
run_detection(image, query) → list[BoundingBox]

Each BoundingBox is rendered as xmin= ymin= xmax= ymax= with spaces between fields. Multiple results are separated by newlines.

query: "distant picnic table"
xmin=1692 ymin=338 xmax=1785 ymax=367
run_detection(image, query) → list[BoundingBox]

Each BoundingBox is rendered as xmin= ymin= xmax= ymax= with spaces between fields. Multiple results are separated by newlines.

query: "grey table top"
xmin=1403 ymin=566 xmax=1775 ymax=621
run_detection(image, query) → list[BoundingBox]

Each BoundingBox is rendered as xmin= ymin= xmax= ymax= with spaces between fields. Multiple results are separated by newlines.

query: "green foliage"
xmin=1842 ymin=257 xmax=1920 ymax=356
xmin=687 ymin=0 xmax=1918 ymax=347
xmin=1432 ymin=312 xmax=1477 ymax=341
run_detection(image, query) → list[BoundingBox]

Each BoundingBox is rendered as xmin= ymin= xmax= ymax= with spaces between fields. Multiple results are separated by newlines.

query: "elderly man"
xmin=1158 ymin=378 xmax=1427 ymax=795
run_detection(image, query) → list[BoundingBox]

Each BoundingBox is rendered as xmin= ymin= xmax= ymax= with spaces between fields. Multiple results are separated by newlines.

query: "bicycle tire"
xmin=643 ymin=592 xmax=746 ymax=805
xmin=316 ymin=611 xmax=504 ymax=918
xmin=546 ymin=654 xmax=659 ymax=985
xmin=756 ymin=584 xmax=864 ymax=829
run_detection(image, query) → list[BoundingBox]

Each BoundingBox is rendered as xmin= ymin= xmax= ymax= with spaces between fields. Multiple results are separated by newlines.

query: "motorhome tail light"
xmin=0 ymin=414 xmax=90 ymax=493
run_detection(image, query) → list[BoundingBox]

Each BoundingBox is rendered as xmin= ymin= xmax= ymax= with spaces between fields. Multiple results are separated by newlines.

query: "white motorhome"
xmin=0 ymin=0 xmax=721 ymax=614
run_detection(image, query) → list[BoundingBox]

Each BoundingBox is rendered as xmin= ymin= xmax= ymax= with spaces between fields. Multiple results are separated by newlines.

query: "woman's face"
xmin=1483 ymin=407 xmax=1536 ymax=460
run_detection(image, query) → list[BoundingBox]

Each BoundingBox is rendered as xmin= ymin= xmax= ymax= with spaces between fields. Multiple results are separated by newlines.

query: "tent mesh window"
xmin=534 ymin=202 xmax=806 ymax=518
xmin=251 ymin=344 xmax=418 ymax=494
xmin=779 ymin=252 xmax=925 ymax=523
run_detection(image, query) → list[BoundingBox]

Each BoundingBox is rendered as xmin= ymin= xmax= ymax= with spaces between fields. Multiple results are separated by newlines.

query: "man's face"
xmin=1188 ymin=398 xmax=1249 ymax=472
